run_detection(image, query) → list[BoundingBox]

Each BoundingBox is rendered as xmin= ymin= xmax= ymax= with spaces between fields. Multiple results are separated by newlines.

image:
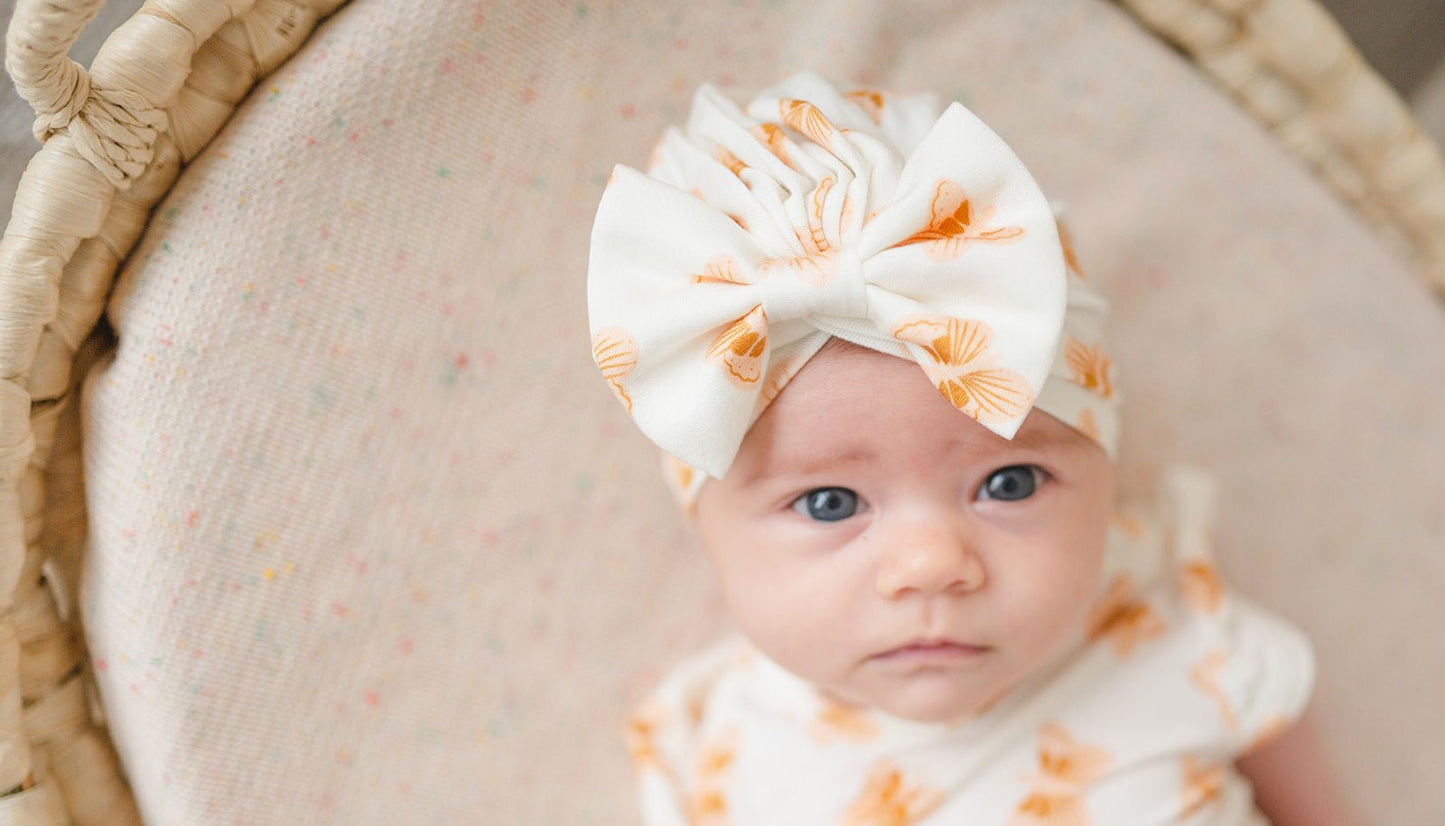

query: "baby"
xmin=588 ymin=72 xmax=1359 ymax=826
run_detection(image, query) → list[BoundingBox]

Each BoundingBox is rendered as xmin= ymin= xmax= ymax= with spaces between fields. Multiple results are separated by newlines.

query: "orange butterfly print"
xmin=840 ymin=192 xmax=857 ymax=232
xmin=1189 ymin=649 xmax=1238 ymax=732
xmin=627 ymin=701 xmax=673 ymax=778
xmin=751 ymin=122 xmax=794 ymax=168
xmin=1110 ymin=512 xmax=1147 ymax=540
xmin=801 ymin=175 xmax=835 ymax=257
xmin=1064 ymin=338 xmax=1113 ymax=398
xmin=758 ymin=251 xmax=836 ymax=288
xmin=662 ymin=453 xmax=702 ymax=513
xmin=845 ymin=89 xmax=886 ymax=124
xmin=695 ymin=734 xmax=735 ymax=779
xmin=1010 ymin=723 xmax=1112 ymax=826
xmin=780 ymin=98 xmax=837 ymax=147
xmin=688 ymin=788 xmax=729 ymax=826
xmin=811 ymin=697 xmax=881 ymax=744
xmin=716 ymin=147 xmax=747 ymax=177
xmin=1179 ymin=560 xmax=1224 ymax=615
xmin=1057 ymin=221 xmax=1086 ymax=278
xmin=892 ymin=316 xmax=1034 ymax=422
xmin=707 ymin=305 xmax=768 ymax=386
xmin=751 ymin=175 xmax=840 ymax=287
xmin=896 ymin=180 xmax=1025 ymax=260
xmin=1086 ymin=574 xmax=1167 ymax=658
xmin=842 ymin=761 xmax=945 ymax=826
xmin=693 ymin=255 xmax=749 ymax=286
xmin=687 ymin=731 xmax=737 ymax=826
xmin=1179 ymin=756 xmax=1224 ymax=818
xmin=591 ymin=328 xmax=639 ymax=412
xmin=1075 ymin=407 xmax=1100 ymax=443
xmin=664 ymin=454 xmax=698 ymax=496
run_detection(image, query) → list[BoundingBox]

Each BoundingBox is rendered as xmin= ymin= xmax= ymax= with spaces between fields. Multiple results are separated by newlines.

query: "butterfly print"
xmin=842 ymin=761 xmax=945 ymax=826
xmin=750 ymin=122 xmax=794 ymax=168
xmin=1179 ymin=560 xmax=1224 ymax=615
xmin=896 ymin=180 xmax=1025 ymax=260
xmin=1010 ymin=722 xmax=1112 ymax=826
xmin=717 ymin=147 xmax=747 ymax=177
xmin=707 ymin=305 xmax=768 ymax=386
xmin=1087 ymin=574 xmax=1167 ymax=658
xmin=845 ymin=89 xmax=886 ymax=123
xmin=1179 ymin=756 xmax=1224 ymax=818
xmin=1057 ymin=221 xmax=1086 ymax=278
xmin=1064 ymin=338 xmax=1113 ymax=398
xmin=687 ymin=730 xmax=737 ymax=826
xmin=591 ymin=327 xmax=639 ymax=412
xmin=1189 ymin=649 xmax=1238 ymax=732
xmin=892 ymin=316 xmax=1033 ymax=422
xmin=780 ymin=98 xmax=837 ymax=147
xmin=811 ymin=697 xmax=881 ymax=744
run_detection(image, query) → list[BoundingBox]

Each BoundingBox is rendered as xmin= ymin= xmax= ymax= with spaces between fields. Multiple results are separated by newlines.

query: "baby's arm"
xmin=1235 ymin=705 xmax=1367 ymax=826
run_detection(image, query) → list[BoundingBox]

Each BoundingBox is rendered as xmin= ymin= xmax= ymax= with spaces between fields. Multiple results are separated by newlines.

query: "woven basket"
xmin=0 ymin=0 xmax=1441 ymax=822
xmin=1 ymin=2 xmax=345 ymax=821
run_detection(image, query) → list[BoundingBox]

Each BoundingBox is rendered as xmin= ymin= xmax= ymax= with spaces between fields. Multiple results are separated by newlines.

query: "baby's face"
xmin=693 ymin=343 xmax=1113 ymax=723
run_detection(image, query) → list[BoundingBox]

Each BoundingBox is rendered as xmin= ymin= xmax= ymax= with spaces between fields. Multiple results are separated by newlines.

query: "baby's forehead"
xmin=736 ymin=353 xmax=1088 ymax=477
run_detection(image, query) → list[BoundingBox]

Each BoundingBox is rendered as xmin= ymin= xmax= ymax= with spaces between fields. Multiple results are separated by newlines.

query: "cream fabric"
xmin=631 ymin=469 xmax=1314 ymax=825
xmin=43 ymin=0 xmax=1445 ymax=823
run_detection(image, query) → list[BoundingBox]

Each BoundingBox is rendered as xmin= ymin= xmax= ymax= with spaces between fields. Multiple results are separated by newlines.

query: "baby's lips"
xmin=870 ymin=639 xmax=991 ymax=662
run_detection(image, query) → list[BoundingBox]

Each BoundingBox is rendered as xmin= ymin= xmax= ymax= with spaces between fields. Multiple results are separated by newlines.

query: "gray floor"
xmin=1323 ymin=0 xmax=1445 ymax=143
xmin=1322 ymin=0 xmax=1445 ymax=97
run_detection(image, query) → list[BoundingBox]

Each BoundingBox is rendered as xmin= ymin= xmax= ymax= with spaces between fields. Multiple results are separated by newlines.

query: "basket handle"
xmin=5 ymin=0 xmax=108 ymax=138
xmin=4 ymin=0 xmax=257 ymax=188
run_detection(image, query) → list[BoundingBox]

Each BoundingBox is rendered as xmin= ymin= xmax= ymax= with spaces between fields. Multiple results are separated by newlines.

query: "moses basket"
xmin=2 ymin=0 xmax=1444 ymax=822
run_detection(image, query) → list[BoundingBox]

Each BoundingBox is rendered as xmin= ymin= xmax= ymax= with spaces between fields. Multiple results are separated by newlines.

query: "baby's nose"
xmin=873 ymin=517 xmax=986 ymax=599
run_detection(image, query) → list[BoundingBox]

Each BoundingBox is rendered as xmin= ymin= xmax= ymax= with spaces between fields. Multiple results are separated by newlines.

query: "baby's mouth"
xmin=871 ymin=639 xmax=991 ymax=665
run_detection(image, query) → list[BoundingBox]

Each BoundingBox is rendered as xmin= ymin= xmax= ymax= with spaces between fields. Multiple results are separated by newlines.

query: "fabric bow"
xmin=588 ymin=73 xmax=1067 ymax=478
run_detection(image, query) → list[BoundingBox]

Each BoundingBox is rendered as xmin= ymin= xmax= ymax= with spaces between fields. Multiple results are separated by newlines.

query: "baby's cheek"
xmin=724 ymin=558 xmax=820 ymax=630
xmin=723 ymin=559 xmax=845 ymax=671
xmin=1004 ymin=551 xmax=1102 ymax=644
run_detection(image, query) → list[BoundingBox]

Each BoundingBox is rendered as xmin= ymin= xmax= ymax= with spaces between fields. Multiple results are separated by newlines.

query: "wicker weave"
xmin=0 ymin=2 xmax=346 ymax=822
xmin=0 ymin=0 xmax=1441 ymax=822
xmin=1116 ymin=0 xmax=1445 ymax=293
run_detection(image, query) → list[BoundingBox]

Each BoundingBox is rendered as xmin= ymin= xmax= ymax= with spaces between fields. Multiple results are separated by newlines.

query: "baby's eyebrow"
xmin=743 ymin=446 xmax=880 ymax=485
xmin=1005 ymin=421 xmax=1096 ymax=456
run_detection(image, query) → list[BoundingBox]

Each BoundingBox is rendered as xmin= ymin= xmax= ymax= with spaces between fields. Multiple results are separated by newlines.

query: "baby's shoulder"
xmin=637 ymin=637 xmax=753 ymax=717
xmin=628 ymin=637 xmax=756 ymax=775
xmin=1075 ymin=466 xmax=1315 ymax=756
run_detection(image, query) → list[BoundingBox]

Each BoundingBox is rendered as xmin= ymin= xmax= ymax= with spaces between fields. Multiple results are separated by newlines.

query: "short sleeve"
xmin=629 ymin=638 xmax=750 ymax=825
xmin=1215 ymin=591 xmax=1316 ymax=755
xmin=1160 ymin=466 xmax=1317 ymax=756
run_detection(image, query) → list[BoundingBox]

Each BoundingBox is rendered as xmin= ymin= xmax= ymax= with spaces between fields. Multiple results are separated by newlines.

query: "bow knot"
xmin=758 ymin=249 xmax=868 ymax=323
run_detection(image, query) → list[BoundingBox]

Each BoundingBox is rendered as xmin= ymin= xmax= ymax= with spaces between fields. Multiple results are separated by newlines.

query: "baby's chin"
xmin=828 ymin=674 xmax=1014 ymax=726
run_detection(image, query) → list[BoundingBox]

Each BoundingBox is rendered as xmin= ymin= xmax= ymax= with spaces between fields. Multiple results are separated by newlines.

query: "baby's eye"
xmin=792 ymin=487 xmax=861 ymax=522
xmin=977 ymin=465 xmax=1043 ymax=502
